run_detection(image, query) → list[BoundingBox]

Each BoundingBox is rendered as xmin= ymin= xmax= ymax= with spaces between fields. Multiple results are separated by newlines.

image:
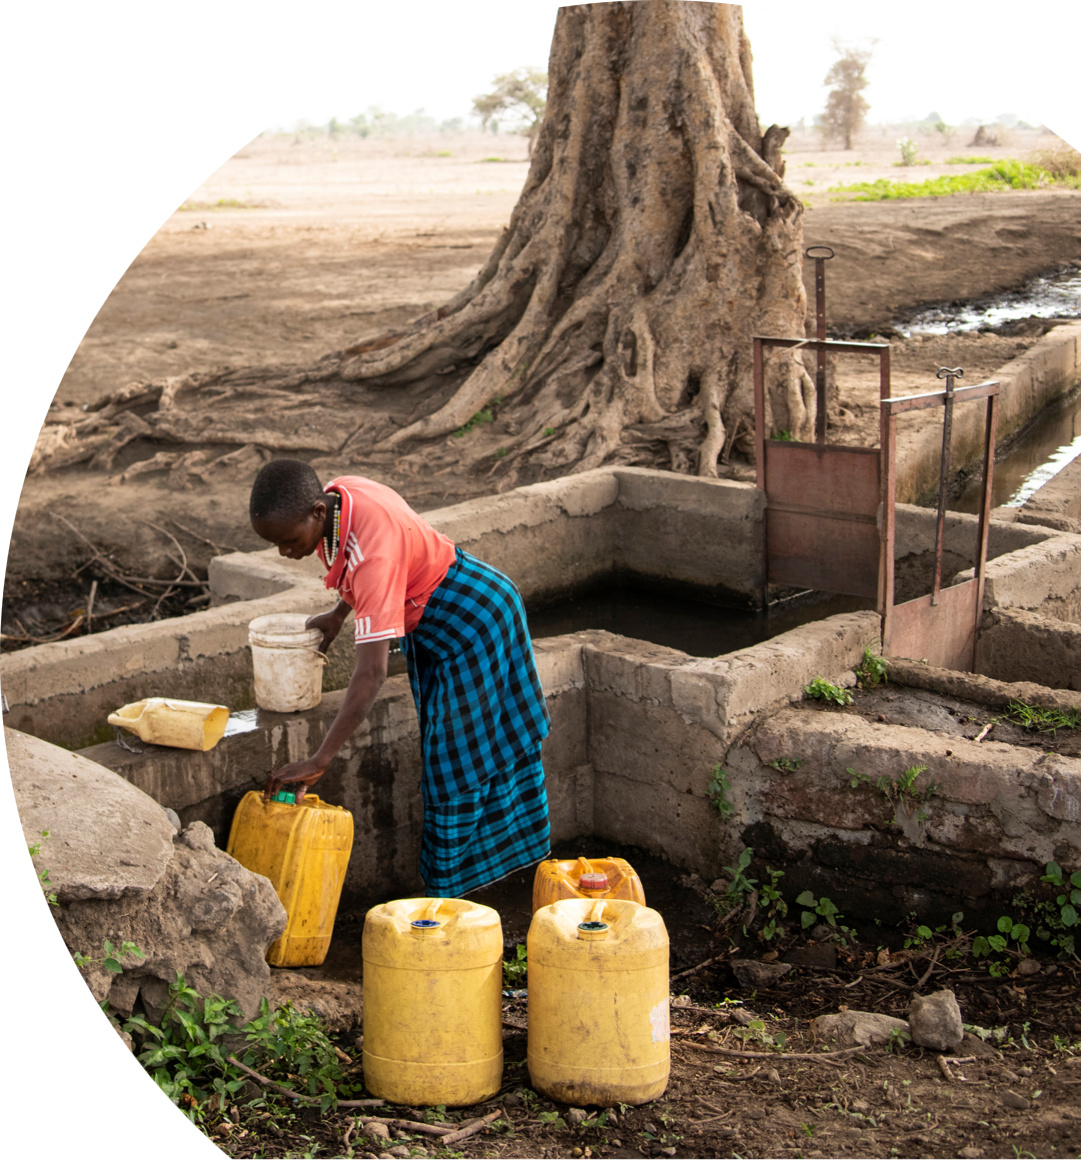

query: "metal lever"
xmin=931 ymin=367 xmax=964 ymax=604
xmin=806 ymin=246 xmax=835 ymax=443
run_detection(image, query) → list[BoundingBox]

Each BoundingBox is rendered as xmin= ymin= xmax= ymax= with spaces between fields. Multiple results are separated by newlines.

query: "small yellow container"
xmin=528 ymin=897 xmax=670 ymax=1107
xmin=531 ymin=855 xmax=646 ymax=913
xmin=108 ymin=697 xmax=229 ymax=751
xmin=226 ymin=790 xmax=353 ymax=967
xmin=362 ymin=898 xmax=503 ymax=1107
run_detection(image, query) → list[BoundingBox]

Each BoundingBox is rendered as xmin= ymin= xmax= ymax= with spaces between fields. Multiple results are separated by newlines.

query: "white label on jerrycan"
xmin=650 ymin=998 xmax=670 ymax=1043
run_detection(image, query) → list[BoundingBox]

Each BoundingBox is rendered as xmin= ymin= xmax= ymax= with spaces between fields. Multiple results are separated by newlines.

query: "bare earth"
xmin=8 ymin=130 xmax=1081 ymax=588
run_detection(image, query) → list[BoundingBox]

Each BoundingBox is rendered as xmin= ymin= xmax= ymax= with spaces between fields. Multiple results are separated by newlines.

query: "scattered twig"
xmin=170 ymin=517 xmax=238 ymax=555
xmin=937 ymin=1056 xmax=956 ymax=1083
xmin=86 ymin=579 xmax=98 ymax=635
xmin=974 ymin=721 xmax=994 ymax=743
xmin=941 ymin=1056 xmax=976 ymax=1065
xmin=843 ymin=975 xmax=865 ymax=988
xmin=671 ymin=949 xmax=730 ymax=983
xmin=683 ymin=1042 xmax=862 ymax=1064
xmin=436 ymin=1109 xmax=504 ymax=1146
xmin=916 ymin=946 xmax=942 ymax=990
xmin=225 ymin=1054 xmax=384 ymax=1109
xmin=361 ymin=1118 xmax=455 ymax=1137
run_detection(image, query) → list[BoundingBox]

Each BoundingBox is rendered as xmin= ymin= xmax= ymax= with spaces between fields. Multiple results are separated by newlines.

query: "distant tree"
xmin=472 ymin=68 xmax=548 ymax=154
xmin=821 ymin=39 xmax=874 ymax=150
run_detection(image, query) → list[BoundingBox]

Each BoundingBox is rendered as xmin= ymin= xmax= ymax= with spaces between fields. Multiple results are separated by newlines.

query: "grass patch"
xmin=829 ymin=160 xmax=1077 ymax=201
xmin=1029 ymin=142 xmax=1081 ymax=178
xmin=945 ymin=155 xmax=996 ymax=164
xmin=178 ymin=198 xmax=260 ymax=211
xmin=1005 ymin=699 xmax=1081 ymax=734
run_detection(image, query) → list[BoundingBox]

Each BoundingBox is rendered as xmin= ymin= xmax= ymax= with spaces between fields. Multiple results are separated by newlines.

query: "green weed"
xmin=804 ymin=677 xmax=852 ymax=706
xmin=876 ymin=763 xmax=938 ymax=821
xmin=74 ymin=938 xmax=145 ymax=975
xmin=771 ymin=429 xmax=793 ymax=441
xmin=27 ymin=830 xmax=58 ymax=905
xmin=503 ymin=943 xmax=528 ymax=988
xmin=1005 ymin=699 xmax=1081 ymax=734
xmin=854 ymin=644 xmax=888 ymax=688
xmin=945 ymin=155 xmax=995 ymax=164
xmin=708 ymin=765 xmax=735 ymax=820
xmin=830 ymin=159 xmax=1072 ymax=201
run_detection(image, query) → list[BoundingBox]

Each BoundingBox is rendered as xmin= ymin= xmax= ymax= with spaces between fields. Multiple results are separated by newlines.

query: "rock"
xmin=850 ymin=1100 xmax=870 ymax=1114
xmin=960 ymin=1030 xmax=1000 ymax=1058
xmin=767 ymin=1068 xmax=782 ymax=1086
xmin=567 ymin=1108 xmax=588 ymax=1125
xmin=908 ymin=990 xmax=964 ymax=1051
xmin=670 ymin=994 xmax=692 ymax=1007
xmin=387 ymin=1147 xmax=412 ymax=1158
xmin=267 ymin=973 xmax=363 ymax=1032
xmin=114 ymin=1024 xmax=134 ymax=1052
xmin=1017 ymin=958 xmax=1042 ymax=976
xmin=810 ymin=1010 xmax=910 ymax=1048
xmin=1001 ymin=1090 xmax=1031 ymax=1111
xmin=730 ymin=959 xmax=793 ymax=989
xmin=11 ymin=727 xmax=175 ymax=900
xmin=11 ymin=727 xmax=287 ymax=1020
xmin=164 ymin=807 xmax=181 ymax=831
xmin=366 ymin=1121 xmax=391 ymax=1141
xmin=809 ymin=924 xmax=835 ymax=942
xmin=958 ymin=1147 xmax=984 ymax=1158
xmin=731 ymin=1007 xmax=757 ymax=1025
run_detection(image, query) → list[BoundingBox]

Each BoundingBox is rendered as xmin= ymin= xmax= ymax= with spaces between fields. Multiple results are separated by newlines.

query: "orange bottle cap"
xmin=579 ymin=872 xmax=609 ymax=891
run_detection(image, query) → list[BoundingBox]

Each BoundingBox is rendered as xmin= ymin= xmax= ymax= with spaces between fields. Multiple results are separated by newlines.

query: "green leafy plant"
xmin=769 ymin=757 xmax=802 ymax=773
xmin=804 ymin=677 xmax=853 ymax=706
xmin=897 ymin=137 xmax=918 ymax=166
xmin=543 ymin=426 xmax=555 ymax=436
xmin=795 ymin=891 xmax=855 ymax=945
xmin=945 ymin=154 xmax=995 ymax=164
xmin=708 ymin=765 xmax=735 ymax=820
xmin=854 ymin=644 xmax=888 ymax=688
xmin=830 ymin=159 xmax=1069 ymax=202
xmin=453 ymin=408 xmax=494 ymax=437
xmin=27 ymin=830 xmax=58 ymax=905
xmin=73 ymin=938 xmax=145 ymax=975
xmin=884 ymin=1026 xmax=911 ymax=1053
xmin=876 ymin=763 xmax=938 ymax=820
xmin=731 ymin=1018 xmax=786 ymax=1049
xmin=847 ymin=767 xmax=870 ymax=788
xmin=771 ymin=429 xmax=793 ymax=441
xmin=503 ymin=943 xmax=528 ymax=988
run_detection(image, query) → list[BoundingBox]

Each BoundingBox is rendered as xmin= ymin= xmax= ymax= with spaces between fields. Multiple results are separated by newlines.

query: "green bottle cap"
xmin=272 ymin=790 xmax=297 ymax=804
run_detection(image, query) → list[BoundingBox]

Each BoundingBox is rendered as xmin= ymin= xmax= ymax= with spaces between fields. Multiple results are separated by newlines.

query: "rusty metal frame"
xmin=880 ymin=375 xmax=1000 ymax=671
xmin=753 ymin=334 xmax=891 ymax=606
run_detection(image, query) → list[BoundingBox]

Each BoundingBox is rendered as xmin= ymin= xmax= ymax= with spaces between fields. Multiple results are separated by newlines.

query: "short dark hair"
xmin=249 ymin=459 xmax=325 ymax=522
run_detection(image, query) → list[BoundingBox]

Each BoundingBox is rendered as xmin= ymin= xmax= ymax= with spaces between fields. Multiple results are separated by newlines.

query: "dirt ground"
xmin=206 ymin=836 xmax=1081 ymax=1160
xmin=6 ymin=129 xmax=1081 ymax=620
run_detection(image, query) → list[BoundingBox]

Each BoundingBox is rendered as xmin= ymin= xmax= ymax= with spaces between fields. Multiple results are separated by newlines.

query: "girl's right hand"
xmin=264 ymin=758 xmax=325 ymax=803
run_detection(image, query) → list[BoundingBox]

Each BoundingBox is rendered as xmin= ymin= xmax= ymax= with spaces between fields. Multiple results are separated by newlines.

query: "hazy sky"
xmin=262 ymin=7 xmax=1039 ymax=135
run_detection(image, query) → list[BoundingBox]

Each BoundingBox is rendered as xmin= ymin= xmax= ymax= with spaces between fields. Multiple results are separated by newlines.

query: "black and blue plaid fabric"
xmin=418 ymin=745 xmax=550 ymax=896
xmin=400 ymin=548 xmax=551 ymax=803
xmin=400 ymin=548 xmax=552 ymax=896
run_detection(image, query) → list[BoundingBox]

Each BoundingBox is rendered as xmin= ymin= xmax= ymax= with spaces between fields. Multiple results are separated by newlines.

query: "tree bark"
xmin=32 ymin=2 xmax=811 ymax=487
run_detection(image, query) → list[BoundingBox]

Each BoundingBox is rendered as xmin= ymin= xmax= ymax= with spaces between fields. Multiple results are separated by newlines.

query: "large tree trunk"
xmin=344 ymin=1 xmax=810 ymax=480
xmin=31 ymin=1 xmax=811 ymax=489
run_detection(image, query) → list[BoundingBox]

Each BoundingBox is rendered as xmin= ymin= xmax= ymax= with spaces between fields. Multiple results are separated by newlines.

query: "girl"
xmin=249 ymin=459 xmax=551 ymax=897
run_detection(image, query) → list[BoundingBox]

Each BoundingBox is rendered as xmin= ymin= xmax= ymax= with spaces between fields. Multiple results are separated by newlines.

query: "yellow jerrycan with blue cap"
xmin=362 ymin=898 xmax=503 ymax=1106
xmin=528 ymin=897 xmax=670 ymax=1106
xmin=225 ymin=789 xmax=353 ymax=967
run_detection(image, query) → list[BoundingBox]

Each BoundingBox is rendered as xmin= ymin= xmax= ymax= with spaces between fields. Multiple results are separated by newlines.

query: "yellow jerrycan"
xmin=108 ymin=698 xmax=229 ymax=751
xmin=531 ymin=854 xmax=646 ymax=914
xmin=362 ymin=898 xmax=503 ymax=1107
xmin=226 ymin=790 xmax=353 ymax=967
xmin=528 ymin=897 xmax=670 ymax=1107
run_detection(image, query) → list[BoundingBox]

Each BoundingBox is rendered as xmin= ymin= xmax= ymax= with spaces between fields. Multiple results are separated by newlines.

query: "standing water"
xmin=955 ymin=385 xmax=1081 ymax=513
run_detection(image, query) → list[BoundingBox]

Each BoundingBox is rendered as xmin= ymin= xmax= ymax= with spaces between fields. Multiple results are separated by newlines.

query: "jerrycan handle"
xmin=577 ymin=898 xmax=610 ymax=940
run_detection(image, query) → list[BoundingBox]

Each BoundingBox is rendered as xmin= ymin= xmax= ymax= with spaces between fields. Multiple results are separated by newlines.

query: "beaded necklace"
xmin=322 ymin=493 xmax=342 ymax=567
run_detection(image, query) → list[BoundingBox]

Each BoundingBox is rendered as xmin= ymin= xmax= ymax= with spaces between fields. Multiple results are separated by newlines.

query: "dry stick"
xmin=86 ymin=579 xmax=98 ymax=636
xmin=937 ymin=1056 xmax=956 ymax=1083
xmin=683 ymin=1042 xmax=862 ymax=1065
xmin=361 ymin=1118 xmax=455 ymax=1137
xmin=974 ymin=721 xmax=994 ymax=743
xmin=170 ymin=517 xmax=237 ymax=555
xmin=671 ymin=946 xmax=731 ymax=983
xmin=942 ymin=1055 xmax=976 ymax=1065
xmin=224 ymin=1054 xmax=384 ymax=1109
xmin=916 ymin=946 xmax=942 ymax=991
xmin=436 ymin=1110 xmax=504 ymax=1146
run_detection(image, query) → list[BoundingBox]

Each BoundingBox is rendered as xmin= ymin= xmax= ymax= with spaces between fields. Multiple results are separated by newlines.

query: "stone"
xmin=567 ymin=1108 xmax=588 ymax=1125
xmin=1001 ymin=1090 xmax=1031 ymax=1111
xmin=1017 ymin=958 xmax=1042 ymax=976
xmin=387 ymin=1147 xmax=411 ymax=1158
xmin=908 ymin=990 xmax=964 ymax=1051
xmin=810 ymin=1010 xmax=910 ymax=1048
xmin=958 ymin=1148 xmax=984 ymax=1159
xmin=366 ymin=1121 xmax=391 ymax=1141
xmin=960 ymin=1030 xmax=1000 ymax=1058
xmin=730 ymin=959 xmax=793 ymax=989
xmin=11 ymin=726 xmax=176 ymax=901
xmin=11 ymin=726 xmax=286 ymax=1021
xmin=267 ymin=973 xmax=363 ymax=1032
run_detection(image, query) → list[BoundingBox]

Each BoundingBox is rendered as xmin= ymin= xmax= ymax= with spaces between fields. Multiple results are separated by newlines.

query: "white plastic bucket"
xmin=248 ymin=613 xmax=325 ymax=712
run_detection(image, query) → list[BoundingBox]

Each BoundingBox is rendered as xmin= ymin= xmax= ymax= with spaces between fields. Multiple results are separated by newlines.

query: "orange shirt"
xmin=316 ymin=476 xmax=456 ymax=643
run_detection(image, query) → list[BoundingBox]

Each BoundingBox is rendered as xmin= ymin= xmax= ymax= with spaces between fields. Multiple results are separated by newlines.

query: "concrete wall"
xmin=977 ymin=609 xmax=1081 ymax=691
xmin=896 ymin=321 xmax=1081 ymax=505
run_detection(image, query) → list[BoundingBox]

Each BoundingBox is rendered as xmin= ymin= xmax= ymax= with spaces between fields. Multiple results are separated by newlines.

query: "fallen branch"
xmin=86 ymin=579 xmax=98 ymax=635
xmin=937 ymin=1056 xmax=956 ymax=1083
xmin=435 ymin=1109 xmax=503 ymax=1146
xmin=916 ymin=946 xmax=942 ymax=990
xmin=671 ymin=949 xmax=730 ymax=983
xmin=974 ymin=721 xmax=994 ymax=743
xmin=361 ymin=1117 xmax=455 ymax=1137
xmin=225 ymin=1054 xmax=384 ymax=1109
xmin=683 ymin=1042 xmax=863 ymax=1064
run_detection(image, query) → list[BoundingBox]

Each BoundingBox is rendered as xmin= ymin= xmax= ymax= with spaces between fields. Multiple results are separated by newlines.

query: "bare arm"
xmin=264 ymin=639 xmax=390 ymax=801
xmin=306 ymin=599 xmax=352 ymax=655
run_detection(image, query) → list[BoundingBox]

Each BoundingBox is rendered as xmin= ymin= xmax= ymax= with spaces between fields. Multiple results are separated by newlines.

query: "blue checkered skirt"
xmin=401 ymin=549 xmax=551 ymax=895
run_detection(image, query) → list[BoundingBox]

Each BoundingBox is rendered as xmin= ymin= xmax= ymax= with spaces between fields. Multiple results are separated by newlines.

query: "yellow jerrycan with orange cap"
xmin=226 ymin=789 xmax=353 ymax=967
xmin=362 ymin=898 xmax=504 ymax=1107
xmin=527 ymin=897 xmax=670 ymax=1106
xmin=531 ymin=854 xmax=646 ymax=913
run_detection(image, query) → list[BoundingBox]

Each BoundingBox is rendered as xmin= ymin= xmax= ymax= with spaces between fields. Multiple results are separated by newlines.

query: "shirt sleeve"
xmin=344 ymin=554 xmax=406 ymax=643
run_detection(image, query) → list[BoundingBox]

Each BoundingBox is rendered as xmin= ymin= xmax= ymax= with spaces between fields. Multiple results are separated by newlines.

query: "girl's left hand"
xmin=264 ymin=758 xmax=325 ymax=803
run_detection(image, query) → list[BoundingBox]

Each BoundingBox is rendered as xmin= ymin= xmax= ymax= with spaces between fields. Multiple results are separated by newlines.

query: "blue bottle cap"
xmin=411 ymin=919 xmax=440 ymax=929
